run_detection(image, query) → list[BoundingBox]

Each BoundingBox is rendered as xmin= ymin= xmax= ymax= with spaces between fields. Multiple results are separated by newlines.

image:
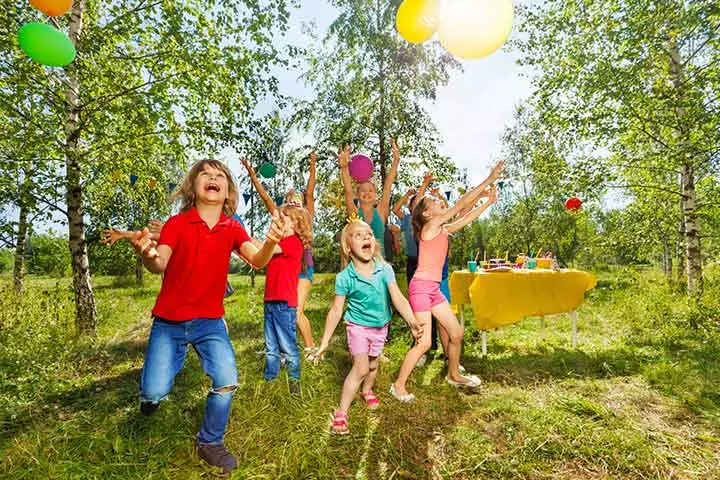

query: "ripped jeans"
xmin=140 ymin=317 xmax=238 ymax=445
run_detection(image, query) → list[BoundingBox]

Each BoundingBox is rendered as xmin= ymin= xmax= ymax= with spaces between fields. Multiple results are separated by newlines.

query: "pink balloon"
xmin=349 ymin=154 xmax=373 ymax=182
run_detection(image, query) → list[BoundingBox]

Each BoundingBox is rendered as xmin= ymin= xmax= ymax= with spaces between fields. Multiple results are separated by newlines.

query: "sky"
xmin=225 ymin=0 xmax=534 ymax=187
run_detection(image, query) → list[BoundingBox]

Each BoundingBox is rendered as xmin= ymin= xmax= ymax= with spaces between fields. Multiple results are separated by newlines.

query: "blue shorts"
xmin=299 ymin=266 xmax=314 ymax=282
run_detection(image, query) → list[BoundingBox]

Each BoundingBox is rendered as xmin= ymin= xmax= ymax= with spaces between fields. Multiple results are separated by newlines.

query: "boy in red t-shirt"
xmin=262 ymin=204 xmax=313 ymax=394
xmin=131 ymin=160 xmax=285 ymax=474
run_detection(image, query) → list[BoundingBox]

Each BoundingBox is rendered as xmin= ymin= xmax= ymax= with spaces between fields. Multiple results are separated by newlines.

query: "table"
xmin=449 ymin=269 xmax=597 ymax=354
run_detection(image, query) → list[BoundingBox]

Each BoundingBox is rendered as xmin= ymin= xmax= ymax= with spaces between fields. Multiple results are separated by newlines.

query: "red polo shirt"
xmin=152 ymin=208 xmax=251 ymax=321
xmin=264 ymin=234 xmax=303 ymax=307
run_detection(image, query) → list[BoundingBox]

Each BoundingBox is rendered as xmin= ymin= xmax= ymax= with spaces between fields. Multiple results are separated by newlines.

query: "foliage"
xmin=25 ymin=233 xmax=71 ymax=277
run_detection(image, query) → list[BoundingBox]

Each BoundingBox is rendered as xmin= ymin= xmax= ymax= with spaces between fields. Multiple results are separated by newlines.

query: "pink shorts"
xmin=408 ymin=277 xmax=447 ymax=312
xmin=346 ymin=321 xmax=388 ymax=357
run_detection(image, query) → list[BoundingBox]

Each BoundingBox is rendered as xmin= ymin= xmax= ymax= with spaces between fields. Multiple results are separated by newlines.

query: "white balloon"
xmin=438 ymin=0 xmax=515 ymax=60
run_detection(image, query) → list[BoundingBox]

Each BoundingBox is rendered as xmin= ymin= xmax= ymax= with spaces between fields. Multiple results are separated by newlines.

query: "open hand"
xmin=240 ymin=158 xmax=256 ymax=177
xmin=100 ymin=228 xmax=128 ymax=246
xmin=309 ymin=150 xmax=317 ymax=167
xmin=148 ymin=219 xmax=164 ymax=241
xmin=391 ymin=138 xmax=400 ymax=164
xmin=422 ymin=172 xmax=434 ymax=185
xmin=130 ymin=228 xmax=158 ymax=259
xmin=337 ymin=145 xmax=351 ymax=168
xmin=267 ymin=210 xmax=286 ymax=243
xmin=489 ymin=160 xmax=505 ymax=182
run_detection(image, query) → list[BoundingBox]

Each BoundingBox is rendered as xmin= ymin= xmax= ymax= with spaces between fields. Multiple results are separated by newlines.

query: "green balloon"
xmin=258 ymin=162 xmax=276 ymax=178
xmin=18 ymin=22 xmax=76 ymax=67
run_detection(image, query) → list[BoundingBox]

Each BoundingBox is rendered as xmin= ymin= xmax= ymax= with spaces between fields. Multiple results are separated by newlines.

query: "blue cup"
xmin=468 ymin=261 xmax=477 ymax=273
xmin=527 ymin=258 xmax=537 ymax=269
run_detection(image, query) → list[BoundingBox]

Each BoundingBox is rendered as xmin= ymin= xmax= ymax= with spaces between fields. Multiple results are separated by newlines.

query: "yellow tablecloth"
xmin=449 ymin=269 xmax=597 ymax=330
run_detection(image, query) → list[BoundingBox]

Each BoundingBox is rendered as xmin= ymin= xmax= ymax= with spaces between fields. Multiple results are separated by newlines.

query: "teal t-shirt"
xmin=335 ymin=259 xmax=396 ymax=327
xmin=358 ymin=207 xmax=385 ymax=251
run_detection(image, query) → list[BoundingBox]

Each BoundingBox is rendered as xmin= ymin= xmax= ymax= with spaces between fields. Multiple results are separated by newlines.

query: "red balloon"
xmin=565 ymin=197 xmax=582 ymax=212
xmin=29 ymin=0 xmax=72 ymax=16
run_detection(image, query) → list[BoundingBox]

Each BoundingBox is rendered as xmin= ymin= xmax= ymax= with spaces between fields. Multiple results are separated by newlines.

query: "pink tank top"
xmin=414 ymin=229 xmax=448 ymax=282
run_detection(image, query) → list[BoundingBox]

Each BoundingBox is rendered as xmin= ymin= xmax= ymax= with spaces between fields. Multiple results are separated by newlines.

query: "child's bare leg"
xmin=393 ymin=313 xmax=432 ymax=395
xmin=361 ymin=356 xmax=379 ymax=394
xmin=430 ymin=302 xmax=470 ymax=382
xmin=437 ymin=322 xmax=450 ymax=354
xmin=339 ymin=354 xmax=370 ymax=412
xmin=296 ymin=279 xmax=315 ymax=348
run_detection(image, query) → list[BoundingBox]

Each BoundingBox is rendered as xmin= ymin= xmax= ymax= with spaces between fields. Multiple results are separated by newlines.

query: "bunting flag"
xmin=168 ymin=183 xmax=177 ymax=192
xmin=497 ymin=180 xmax=505 ymax=189
xmin=445 ymin=191 xmax=452 ymax=201
xmin=353 ymin=198 xmax=360 ymax=208
xmin=243 ymin=193 xmax=252 ymax=204
xmin=130 ymin=174 xmax=138 ymax=186
xmin=275 ymin=196 xmax=284 ymax=206
xmin=148 ymin=178 xmax=157 ymax=189
xmin=111 ymin=171 xmax=121 ymax=182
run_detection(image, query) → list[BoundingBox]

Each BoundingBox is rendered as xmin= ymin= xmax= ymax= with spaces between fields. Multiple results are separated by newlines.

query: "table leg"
xmin=481 ymin=331 xmax=487 ymax=356
xmin=571 ymin=311 xmax=578 ymax=347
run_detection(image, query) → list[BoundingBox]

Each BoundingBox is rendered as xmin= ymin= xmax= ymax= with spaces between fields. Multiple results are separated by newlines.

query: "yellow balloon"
xmin=438 ymin=0 xmax=515 ymax=60
xmin=396 ymin=0 xmax=439 ymax=44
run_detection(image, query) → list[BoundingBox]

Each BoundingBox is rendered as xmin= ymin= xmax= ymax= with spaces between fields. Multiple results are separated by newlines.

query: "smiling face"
xmin=424 ymin=195 xmax=446 ymax=218
xmin=193 ymin=164 xmax=229 ymax=207
xmin=356 ymin=182 xmax=377 ymax=206
xmin=342 ymin=221 xmax=375 ymax=263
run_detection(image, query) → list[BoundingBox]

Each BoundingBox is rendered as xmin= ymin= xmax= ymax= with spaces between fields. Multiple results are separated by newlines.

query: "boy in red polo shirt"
xmin=131 ymin=159 xmax=285 ymax=474
xmin=262 ymin=203 xmax=312 ymax=394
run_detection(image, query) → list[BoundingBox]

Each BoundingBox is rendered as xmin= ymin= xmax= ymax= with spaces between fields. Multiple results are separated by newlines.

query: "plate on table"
xmin=484 ymin=266 xmax=513 ymax=272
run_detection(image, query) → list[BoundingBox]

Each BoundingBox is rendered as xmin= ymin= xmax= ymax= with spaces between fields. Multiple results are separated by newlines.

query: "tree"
xmin=1 ymin=0 xmax=295 ymax=333
xmin=516 ymin=0 xmax=720 ymax=302
xmin=297 ymin=0 xmax=461 ymax=203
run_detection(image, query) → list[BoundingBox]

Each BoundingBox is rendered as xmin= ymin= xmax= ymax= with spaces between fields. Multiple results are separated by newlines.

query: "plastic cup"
xmin=527 ymin=259 xmax=537 ymax=269
xmin=468 ymin=261 xmax=477 ymax=273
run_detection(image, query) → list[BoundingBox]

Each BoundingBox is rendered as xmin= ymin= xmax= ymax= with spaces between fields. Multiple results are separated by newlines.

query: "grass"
xmin=1 ymin=267 xmax=719 ymax=479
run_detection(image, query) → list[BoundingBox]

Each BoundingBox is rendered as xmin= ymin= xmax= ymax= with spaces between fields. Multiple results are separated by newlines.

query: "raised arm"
xmin=237 ymin=210 xmax=285 ymax=268
xmin=378 ymin=138 xmax=401 ymax=221
xmin=446 ymin=186 xmax=498 ymax=234
xmin=338 ymin=145 xmax=356 ymax=217
xmin=241 ymin=158 xmax=278 ymax=214
xmin=431 ymin=160 xmax=503 ymax=228
xmin=130 ymin=228 xmax=168 ymax=274
xmin=415 ymin=172 xmax=433 ymax=204
xmin=392 ymin=188 xmax=416 ymax=220
xmin=313 ymin=295 xmax=347 ymax=364
xmin=305 ymin=150 xmax=317 ymax=220
xmin=456 ymin=185 xmax=491 ymax=219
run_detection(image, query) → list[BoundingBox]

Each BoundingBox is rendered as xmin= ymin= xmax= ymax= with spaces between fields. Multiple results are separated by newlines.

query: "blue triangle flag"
xmin=445 ymin=191 xmax=451 ymax=201
xmin=168 ymin=182 xmax=177 ymax=192
xmin=275 ymin=196 xmax=284 ymax=206
xmin=130 ymin=174 xmax=138 ymax=186
xmin=243 ymin=193 xmax=252 ymax=204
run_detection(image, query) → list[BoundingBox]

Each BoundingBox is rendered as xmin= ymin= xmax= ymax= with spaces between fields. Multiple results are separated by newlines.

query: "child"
xmin=130 ymin=159 xmax=285 ymax=474
xmin=391 ymin=161 xmax=503 ymax=400
xmin=313 ymin=219 xmax=422 ymax=434
xmin=338 ymin=140 xmax=401 ymax=255
xmin=241 ymin=154 xmax=318 ymax=359
xmin=261 ymin=202 xmax=313 ymax=393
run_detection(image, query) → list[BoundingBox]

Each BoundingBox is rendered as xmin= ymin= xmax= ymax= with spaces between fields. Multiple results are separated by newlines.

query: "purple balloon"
xmin=349 ymin=154 xmax=373 ymax=182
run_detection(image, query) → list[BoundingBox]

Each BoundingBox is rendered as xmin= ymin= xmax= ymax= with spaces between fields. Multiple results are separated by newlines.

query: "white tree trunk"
xmin=65 ymin=0 xmax=97 ymax=334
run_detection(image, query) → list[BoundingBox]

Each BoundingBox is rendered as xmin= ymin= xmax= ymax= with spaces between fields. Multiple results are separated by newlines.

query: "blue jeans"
xmin=263 ymin=301 xmax=300 ymax=381
xmin=140 ymin=317 xmax=238 ymax=445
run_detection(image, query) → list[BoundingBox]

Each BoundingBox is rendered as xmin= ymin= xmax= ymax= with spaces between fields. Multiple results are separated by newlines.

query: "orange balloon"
xmin=29 ymin=0 xmax=73 ymax=17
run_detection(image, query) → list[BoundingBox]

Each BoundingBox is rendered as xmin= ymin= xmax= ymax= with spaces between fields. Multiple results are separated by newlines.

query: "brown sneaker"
xmin=197 ymin=443 xmax=237 ymax=473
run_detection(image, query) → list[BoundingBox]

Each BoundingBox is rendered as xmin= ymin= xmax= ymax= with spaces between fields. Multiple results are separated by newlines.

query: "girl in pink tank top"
xmin=390 ymin=161 xmax=504 ymax=401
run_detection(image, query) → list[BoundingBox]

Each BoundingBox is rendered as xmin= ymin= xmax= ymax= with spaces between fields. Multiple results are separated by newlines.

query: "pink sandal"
xmin=330 ymin=410 xmax=349 ymax=435
xmin=359 ymin=391 xmax=380 ymax=410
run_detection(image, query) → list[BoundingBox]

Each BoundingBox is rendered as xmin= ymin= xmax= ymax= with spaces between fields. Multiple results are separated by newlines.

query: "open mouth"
xmin=361 ymin=241 xmax=373 ymax=253
xmin=205 ymin=183 xmax=220 ymax=192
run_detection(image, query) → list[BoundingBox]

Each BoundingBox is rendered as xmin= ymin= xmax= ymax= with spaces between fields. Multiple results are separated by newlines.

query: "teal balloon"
xmin=18 ymin=22 xmax=76 ymax=67
xmin=258 ymin=162 xmax=276 ymax=178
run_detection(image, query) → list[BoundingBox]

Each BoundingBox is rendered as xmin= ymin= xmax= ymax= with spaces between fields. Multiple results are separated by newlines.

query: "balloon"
xmin=438 ymin=0 xmax=514 ymax=60
xmin=349 ymin=154 xmax=373 ymax=182
xmin=258 ymin=162 xmax=276 ymax=178
xmin=565 ymin=197 xmax=582 ymax=212
xmin=18 ymin=23 xmax=76 ymax=67
xmin=396 ymin=0 xmax=439 ymax=44
xmin=29 ymin=0 xmax=73 ymax=16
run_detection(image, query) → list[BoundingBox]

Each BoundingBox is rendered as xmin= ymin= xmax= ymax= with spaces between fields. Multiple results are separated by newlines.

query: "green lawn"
xmin=1 ymin=268 xmax=719 ymax=479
